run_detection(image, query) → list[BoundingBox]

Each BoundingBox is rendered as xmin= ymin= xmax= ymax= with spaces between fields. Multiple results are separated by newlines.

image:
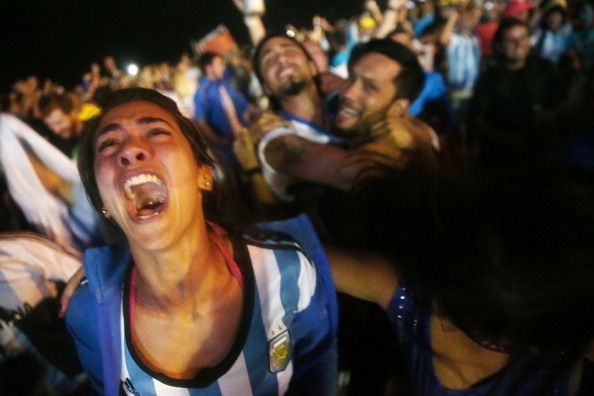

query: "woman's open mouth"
xmin=123 ymin=173 xmax=168 ymax=220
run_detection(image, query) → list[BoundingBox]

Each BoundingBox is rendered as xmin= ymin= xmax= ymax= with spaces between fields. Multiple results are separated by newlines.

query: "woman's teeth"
xmin=123 ymin=174 xmax=164 ymax=200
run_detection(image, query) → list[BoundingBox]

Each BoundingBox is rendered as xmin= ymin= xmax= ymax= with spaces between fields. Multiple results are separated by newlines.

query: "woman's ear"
xmin=198 ymin=166 xmax=214 ymax=191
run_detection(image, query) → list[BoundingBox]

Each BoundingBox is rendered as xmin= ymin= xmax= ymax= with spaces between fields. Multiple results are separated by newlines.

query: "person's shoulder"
xmin=242 ymin=228 xmax=305 ymax=254
xmin=526 ymin=55 xmax=558 ymax=75
xmin=242 ymin=229 xmax=319 ymax=309
xmin=241 ymin=228 xmax=316 ymax=280
xmin=82 ymin=243 xmax=131 ymax=285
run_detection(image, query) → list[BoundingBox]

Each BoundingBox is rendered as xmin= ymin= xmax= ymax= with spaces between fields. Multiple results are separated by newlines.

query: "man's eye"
xmin=364 ymin=83 xmax=377 ymax=92
xmin=264 ymin=52 xmax=281 ymax=67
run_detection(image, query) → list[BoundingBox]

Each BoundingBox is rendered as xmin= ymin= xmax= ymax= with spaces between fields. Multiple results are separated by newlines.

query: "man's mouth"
xmin=123 ymin=173 xmax=167 ymax=219
xmin=278 ymin=66 xmax=300 ymax=81
xmin=338 ymin=105 xmax=361 ymax=118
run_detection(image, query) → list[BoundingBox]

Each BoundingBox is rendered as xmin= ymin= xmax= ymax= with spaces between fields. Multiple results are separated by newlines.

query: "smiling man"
xmin=334 ymin=38 xmax=438 ymax=160
xmin=237 ymin=36 xmax=438 ymax=215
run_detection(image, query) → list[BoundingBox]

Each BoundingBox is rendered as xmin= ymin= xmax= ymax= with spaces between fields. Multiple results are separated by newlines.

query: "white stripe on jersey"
xmin=247 ymin=246 xmax=287 ymax=337
xmin=153 ymin=379 xmax=191 ymax=395
xmin=247 ymin=245 xmax=296 ymax=395
xmin=296 ymin=252 xmax=316 ymax=312
xmin=217 ymin=352 xmax=253 ymax=395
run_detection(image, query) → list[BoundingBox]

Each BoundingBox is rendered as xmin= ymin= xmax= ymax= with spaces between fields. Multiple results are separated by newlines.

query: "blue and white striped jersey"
xmin=446 ymin=32 xmax=481 ymax=92
xmin=118 ymin=231 xmax=333 ymax=396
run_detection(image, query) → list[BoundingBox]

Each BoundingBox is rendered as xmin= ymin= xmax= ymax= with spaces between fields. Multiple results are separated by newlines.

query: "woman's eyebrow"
xmin=96 ymin=122 xmax=121 ymax=138
xmin=137 ymin=116 xmax=173 ymax=126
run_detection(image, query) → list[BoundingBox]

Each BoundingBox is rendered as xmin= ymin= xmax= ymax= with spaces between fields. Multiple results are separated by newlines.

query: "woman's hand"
xmin=59 ymin=266 xmax=85 ymax=317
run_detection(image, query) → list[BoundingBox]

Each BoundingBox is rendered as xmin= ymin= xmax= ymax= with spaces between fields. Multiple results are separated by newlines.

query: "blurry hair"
xmin=198 ymin=51 xmax=223 ymax=74
xmin=493 ymin=17 xmax=531 ymax=59
xmin=348 ymin=39 xmax=426 ymax=103
xmin=39 ymin=93 xmax=74 ymax=117
xmin=78 ymin=88 xmax=225 ymax=239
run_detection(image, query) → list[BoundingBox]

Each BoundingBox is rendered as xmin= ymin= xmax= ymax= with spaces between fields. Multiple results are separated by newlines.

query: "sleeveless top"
xmin=386 ymin=281 xmax=570 ymax=395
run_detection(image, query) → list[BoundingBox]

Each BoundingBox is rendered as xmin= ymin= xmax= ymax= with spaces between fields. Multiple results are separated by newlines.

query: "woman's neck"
xmin=130 ymin=222 xmax=228 ymax=311
xmin=279 ymin=82 xmax=325 ymax=127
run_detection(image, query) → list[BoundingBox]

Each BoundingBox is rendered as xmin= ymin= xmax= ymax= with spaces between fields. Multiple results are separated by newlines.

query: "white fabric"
xmin=0 ymin=113 xmax=99 ymax=249
xmin=0 ymin=232 xmax=81 ymax=312
xmin=0 ymin=232 xmax=83 ymax=393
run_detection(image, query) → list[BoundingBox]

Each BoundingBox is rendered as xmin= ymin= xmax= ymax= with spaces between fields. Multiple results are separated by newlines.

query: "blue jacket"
xmin=66 ymin=215 xmax=338 ymax=395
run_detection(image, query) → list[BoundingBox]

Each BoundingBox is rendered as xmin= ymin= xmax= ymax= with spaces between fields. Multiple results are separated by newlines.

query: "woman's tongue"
xmin=129 ymin=183 xmax=167 ymax=217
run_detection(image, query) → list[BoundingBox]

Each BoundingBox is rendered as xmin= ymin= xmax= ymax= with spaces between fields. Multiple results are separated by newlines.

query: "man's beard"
xmin=278 ymin=79 xmax=308 ymax=98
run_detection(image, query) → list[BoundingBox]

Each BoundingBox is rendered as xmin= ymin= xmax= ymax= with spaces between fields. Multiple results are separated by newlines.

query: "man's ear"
xmin=387 ymin=98 xmax=410 ymax=118
xmin=261 ymin=80 xmax=272 ymax=96
xmin=308 ymin=59 xmax=319 ymax=77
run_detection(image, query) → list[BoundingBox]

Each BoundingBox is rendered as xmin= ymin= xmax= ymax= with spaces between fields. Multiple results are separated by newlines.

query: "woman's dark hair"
xmin=78 ymin=87 xmax=224 ymax=239
xmin=348 ymin=39 xmax=425 ymax=103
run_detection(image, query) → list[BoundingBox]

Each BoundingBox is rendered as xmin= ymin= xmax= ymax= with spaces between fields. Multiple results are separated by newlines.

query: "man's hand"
xmin=357 ymin=102 xmax=439 ymax=171
xmin=360 ymin=101 xmax=414 ymax=155
xmin=249 ymin=111 xmax=292 ymax=141
xmin=59 ymin=266 xmax=85 ymax=317
xmin=233 ymin=130 xmax=261 ymax=171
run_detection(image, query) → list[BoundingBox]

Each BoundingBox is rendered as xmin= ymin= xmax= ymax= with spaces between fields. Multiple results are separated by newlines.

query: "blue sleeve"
xmin=256 ymin=214 xmax=338 ymax=336
xmin=65 ymin=282 xmax=104 ymax=393
xmin=256 ymin=215 xmax=338 ymax=394
xmin=288 ymin=267 xmax=337 ymax=395
xmin=409 ymin=72 xmax=448 ymax=116
xmin=193 ymin=86 xmax=207 ymax=121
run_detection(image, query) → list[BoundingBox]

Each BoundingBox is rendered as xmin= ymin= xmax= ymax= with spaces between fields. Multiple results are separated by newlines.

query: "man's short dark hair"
xmin=252 ymin=32 xmax=314 ymax=89
xmin=493 ymin=17 xmax=530 ymax=57
xmin=198 ymin=52 xmax=223 ymax=74
xmin=39 ymin=93 xmax=74 ymax=117
xmin=348 ymin=39 xmax=425 ymax=103
xmin=252 ymin=32 xmax=318 ymax=110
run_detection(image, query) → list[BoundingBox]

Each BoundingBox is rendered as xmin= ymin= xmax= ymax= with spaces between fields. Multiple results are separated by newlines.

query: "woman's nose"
xmin=119 ymin=142 xmax=149 ymax=167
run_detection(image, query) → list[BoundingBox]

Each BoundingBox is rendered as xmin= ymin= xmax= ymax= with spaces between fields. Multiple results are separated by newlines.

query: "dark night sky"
xmin=1 ymin=0 xmax=365 ymax=93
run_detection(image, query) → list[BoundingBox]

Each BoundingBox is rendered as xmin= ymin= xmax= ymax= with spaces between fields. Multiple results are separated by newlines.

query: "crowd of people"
xmin=1 ymin=0 xmax=593 ymax=394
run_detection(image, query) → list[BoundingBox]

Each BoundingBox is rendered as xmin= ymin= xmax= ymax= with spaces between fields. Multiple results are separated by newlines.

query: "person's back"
xmin=328 ymin=161 xmax=594 ymax=395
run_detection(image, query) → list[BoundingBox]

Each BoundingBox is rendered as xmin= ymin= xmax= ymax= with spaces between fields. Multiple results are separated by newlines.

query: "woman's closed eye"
xmin=96 ymin=138 xmax=120 ymax=154
xmin=148 ymin=128 xmax=172 ymax=138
